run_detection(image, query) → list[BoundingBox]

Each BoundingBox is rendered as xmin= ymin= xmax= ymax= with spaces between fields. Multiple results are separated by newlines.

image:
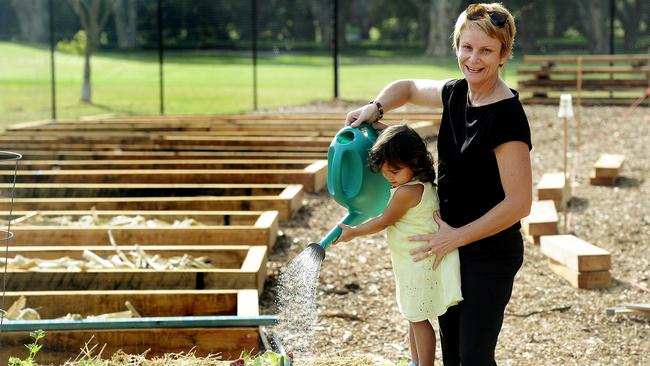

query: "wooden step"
xmin=540 ymin=234 xmax=611 ymax=272
xmin=3 ymin=210 xmax=279 ymax=248
xmin=536 ymin=172 xmax=566 ymax=209
xmin=521 ymin=200 xmax=558 ymax=244
xmin=0 ymin=184 xmax=303 ymax=221
xmin=1 ymin=245 xmax=267 ymax=292
xmin=0 ymin=289 xmax=262 ymax=363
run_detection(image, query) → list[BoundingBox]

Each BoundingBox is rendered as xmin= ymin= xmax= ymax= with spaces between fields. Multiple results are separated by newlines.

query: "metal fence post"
xmin=252 ymin=0 xmax=258 ymax=110
xmin=332 ymin=0 xmax=339 ymax=99
xmin=157 ymin=0 xmax=165 ymax=115
xmin=49 ymin=0 xmax=57 ymax=120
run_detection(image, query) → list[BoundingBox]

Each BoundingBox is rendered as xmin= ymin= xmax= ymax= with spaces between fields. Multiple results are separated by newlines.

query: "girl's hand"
xmin=408 ymin=211 xmax=459 ymax=270
xmin=333 ymin=223 xmax=356 ymax=245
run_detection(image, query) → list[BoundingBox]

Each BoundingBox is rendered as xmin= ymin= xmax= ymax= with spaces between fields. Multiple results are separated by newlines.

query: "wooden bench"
xmin=536 ymin=172 xmax=567 ymax=209
xmin=590 ymin=154 xmax=625 ymax=186
xmin=0 ymin=183 xmax=303 ymax=221
xmin=0 ymin=289 xmax=266 ymax=363
xmin=521 ymin=200 xmax=559 ymax=244
xmin=540 ymin=235 xmax=611 ymax=288
xmin=4 ymin=210 xmax=279 ymax=248
xmin=518 ymin=54 xmax=649 ymax=105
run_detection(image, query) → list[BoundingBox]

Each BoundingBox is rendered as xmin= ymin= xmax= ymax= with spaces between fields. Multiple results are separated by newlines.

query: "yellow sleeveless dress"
xmin=386 ymin=180 xmax=463 ymax=322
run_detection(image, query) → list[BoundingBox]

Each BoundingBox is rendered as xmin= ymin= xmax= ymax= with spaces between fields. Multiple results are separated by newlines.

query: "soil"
xmin=259 ymin=100 xmax=650 ymax=366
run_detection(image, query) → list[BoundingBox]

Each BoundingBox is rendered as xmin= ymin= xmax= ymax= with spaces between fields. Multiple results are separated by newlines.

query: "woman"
xmin=345 ymin=3 xmax=532 ymax=365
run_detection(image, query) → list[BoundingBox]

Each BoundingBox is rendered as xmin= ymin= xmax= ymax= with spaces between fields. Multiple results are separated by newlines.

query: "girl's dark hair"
xmin=368 ymin=124 xmax=436 ymax=184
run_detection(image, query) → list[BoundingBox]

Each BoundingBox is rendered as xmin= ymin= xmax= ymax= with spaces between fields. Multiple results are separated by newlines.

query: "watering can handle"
xmin=330 ymin=124 xmax=374 ymax=199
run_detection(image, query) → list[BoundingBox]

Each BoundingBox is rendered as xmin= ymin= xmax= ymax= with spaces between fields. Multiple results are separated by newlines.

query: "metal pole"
xmin=252 ymin=0 xmax=258 ymax=110
xmin=609 ymin=0 xmax=615 ymax=54
xmin=332 ymin=0 xmax=339 ymax=99
xmin=49 ymin=0 xmax=57 ymax=120
xmin=157 ymin=0 xmax=165 ymax=115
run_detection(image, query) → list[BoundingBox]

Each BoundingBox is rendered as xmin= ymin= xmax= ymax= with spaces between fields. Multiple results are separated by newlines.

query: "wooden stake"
xmin=563 ymin=115 xmax=569 ymax=233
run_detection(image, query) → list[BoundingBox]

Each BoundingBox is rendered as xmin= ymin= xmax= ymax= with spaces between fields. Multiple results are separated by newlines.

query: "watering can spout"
xmin=317 ymin=212 xmax=361 ymax=250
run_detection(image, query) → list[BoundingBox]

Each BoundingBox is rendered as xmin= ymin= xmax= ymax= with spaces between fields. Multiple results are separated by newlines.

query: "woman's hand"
xmin=345 ymin=103 xmax=379 ymax=127
xmin=408 ymin=211 xmax=460 ymax=270
xmin=332 ymin=223 xmax=356 ymax=245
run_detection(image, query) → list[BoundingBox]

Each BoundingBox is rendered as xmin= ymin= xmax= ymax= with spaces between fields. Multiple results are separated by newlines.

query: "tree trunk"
xmin=81 ymin=49 xmax=92 ymax=103
xmin=574 ymin=0 xmax=608 ymax=53
xmin=10 ymin=0 xmax=48 ymax=43
xmin=112 ymin=0 xmax=138 ymax=49
xmin=617 ymin=0 xmax=645 ymax=52
xmin=70 ymin=0 xmax=115 ymax=104
xmin=307 ymin=0 xmax=332 ymax=49
xmin=425 ymin=0 xmax=453 ymax=56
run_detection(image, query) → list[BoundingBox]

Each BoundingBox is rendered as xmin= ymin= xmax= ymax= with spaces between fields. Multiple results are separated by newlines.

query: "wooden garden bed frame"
xmin=0 ymin=160 xmax=327 ymax=192
xmin=0 ymin=183 xmax=302 ymax=221
xmin=0 ymin=289 xmax=264 ymax=363
xmin=4 ymin=210 xmax=279 ymax=247
xmin=1 ymin=245 xmax=268 ymax=292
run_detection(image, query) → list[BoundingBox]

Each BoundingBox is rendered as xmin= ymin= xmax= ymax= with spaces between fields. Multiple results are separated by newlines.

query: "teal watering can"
xmin=308 ymin=123 xmax=392 ymax=260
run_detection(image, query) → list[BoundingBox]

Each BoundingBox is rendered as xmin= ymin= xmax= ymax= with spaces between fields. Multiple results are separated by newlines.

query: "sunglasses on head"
xmin=466 ymin=4 xmax=508 ymax=28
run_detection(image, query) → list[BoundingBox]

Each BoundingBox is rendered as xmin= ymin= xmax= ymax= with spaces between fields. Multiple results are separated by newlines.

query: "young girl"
xmin=334 ymin=124 xmax=462 ymax=366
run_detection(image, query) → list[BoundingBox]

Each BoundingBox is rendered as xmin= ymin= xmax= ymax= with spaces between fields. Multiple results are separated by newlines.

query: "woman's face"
xmin=457 ymin=27 xmax=508 ymax=86
xmin=381 ymin=162 xmax=414 ymax=188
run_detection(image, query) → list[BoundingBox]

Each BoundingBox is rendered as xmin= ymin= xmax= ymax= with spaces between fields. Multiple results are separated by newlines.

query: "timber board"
xmin=4 ymin=210 xmax=279 ymax=247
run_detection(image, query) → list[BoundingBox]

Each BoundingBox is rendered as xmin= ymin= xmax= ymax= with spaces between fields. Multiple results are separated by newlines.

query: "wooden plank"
xmin=589 ymin=170 xmax=617 ymax=186
xmin=594 ymin=154 xmax=625 ymax=178
xmin=0 ymin=184 xmax=303 ymax=221
xmin=0 ymin=158 xmax=321 ymax=170
xmin=0 ymin=327 xmax=259 ymax=363
xmin=13 ymin=150 xmax=327 ymax=160
xmin=0 ymin=182 xmax=297 ymax=198
xmin=521 ymin=200 xmax=558 ymax=243
xmin=521 ymin=96 xmax=642 ymax=106
xmin=537 ymin=172 xmax=566 ymax=209
xmin=1 ymin=245 xmax=268 ymax=292
xmin=0 ymin=168 xmax=326 ymax=192
xmin=540 ymin=234 xmax=611 ymax=272
xmin=547 ymin=258 xmax=611 ymax=289
xmin=517 ymin=65 xmax=650 ymax=75
xmin=0 ymin=289 xmax=243 ymax=318
xmin=519 ymin=79 xmax=647 ymax=88
xmin=523 ymin=54 xmax=649 ymax=64
xmin=4 ymin=210 xmax=279 ymax=247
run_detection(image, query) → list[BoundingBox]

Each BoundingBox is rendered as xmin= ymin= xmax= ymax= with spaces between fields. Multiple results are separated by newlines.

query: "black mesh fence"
xmin=0 ymin=0 xmax=646 ymax=125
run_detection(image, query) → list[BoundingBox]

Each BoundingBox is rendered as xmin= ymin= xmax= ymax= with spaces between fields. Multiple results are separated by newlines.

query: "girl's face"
xmin=456 ymin=27 xmax=508 ymax=86
xmin=380 ymin=162 xmax=414 ymax=188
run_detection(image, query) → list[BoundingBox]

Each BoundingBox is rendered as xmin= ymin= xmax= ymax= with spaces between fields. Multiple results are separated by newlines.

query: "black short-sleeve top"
xmin=437 ymin=79 xmax=532 ymax=235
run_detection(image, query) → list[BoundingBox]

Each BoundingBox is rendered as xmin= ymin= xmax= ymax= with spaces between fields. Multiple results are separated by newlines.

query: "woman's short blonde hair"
xmin=452 ymin=3 xmax=516 ymax=58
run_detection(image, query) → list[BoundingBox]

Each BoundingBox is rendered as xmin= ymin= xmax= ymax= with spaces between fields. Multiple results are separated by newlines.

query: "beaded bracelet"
xmin=369 ymin=100 xmax=384 ymax=122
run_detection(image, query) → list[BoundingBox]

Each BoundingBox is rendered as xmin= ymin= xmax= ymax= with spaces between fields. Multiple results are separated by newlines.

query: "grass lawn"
xmin=0 ymin=41 xmax=524 ymax=127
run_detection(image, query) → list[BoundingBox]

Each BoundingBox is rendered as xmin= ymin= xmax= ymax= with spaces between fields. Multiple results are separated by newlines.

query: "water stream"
xmin=275 ymin=244 xmax=325 ymax=356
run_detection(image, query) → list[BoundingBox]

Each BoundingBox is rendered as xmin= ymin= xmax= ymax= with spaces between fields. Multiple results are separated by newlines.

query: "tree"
xmin=574 ymin=0 xmax=608 ymax=53
xmin=69 ymin=0 xmax=115 ymax=103
xmin=112 ymin=0 xmax=137 ymax=49
xmin=617 ymin=0 xmax=646 ymax=52
xmin=425 ymin=0 xmax=455 ymax=56
xmin=10 ymin=0 xmax=48 ymax=43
